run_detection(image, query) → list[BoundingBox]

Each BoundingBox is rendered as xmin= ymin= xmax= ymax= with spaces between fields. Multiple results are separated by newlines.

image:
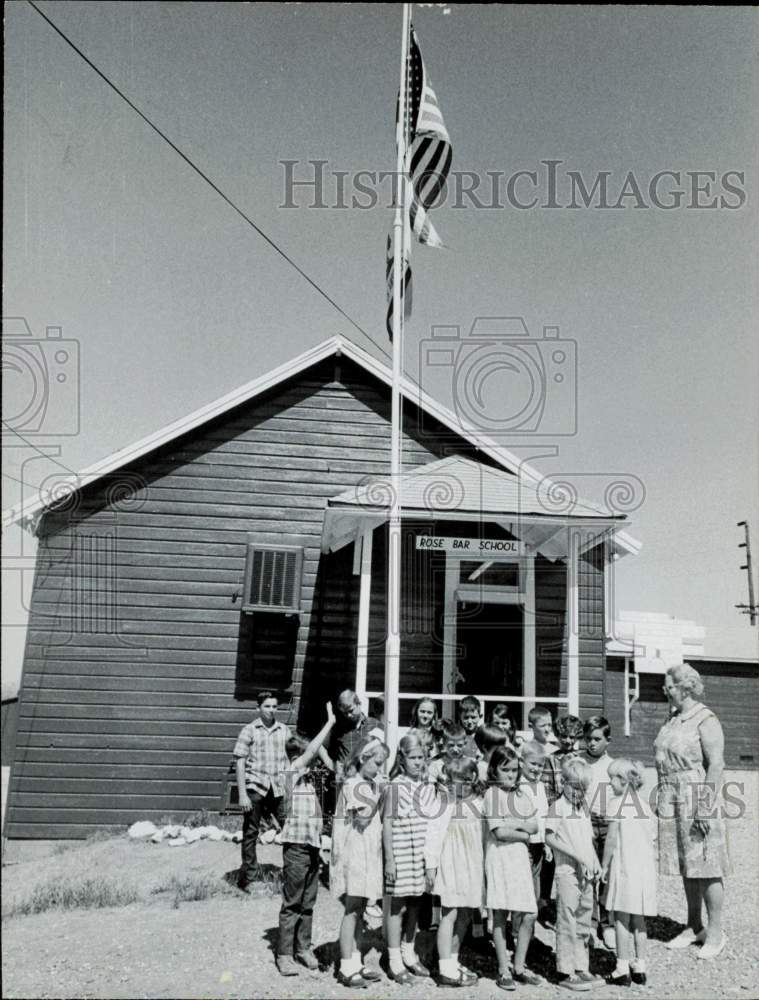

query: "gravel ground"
xmin=2 ymin=772 xmax=758 ymax=1000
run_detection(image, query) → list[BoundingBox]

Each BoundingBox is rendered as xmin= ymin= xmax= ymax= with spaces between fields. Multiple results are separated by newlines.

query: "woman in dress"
xmin=654 ymin=663 xmax=730 ymax=960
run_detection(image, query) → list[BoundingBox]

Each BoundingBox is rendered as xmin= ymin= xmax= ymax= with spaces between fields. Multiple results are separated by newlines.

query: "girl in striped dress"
xmin=383 ymin=733 xmax=437 ymax=984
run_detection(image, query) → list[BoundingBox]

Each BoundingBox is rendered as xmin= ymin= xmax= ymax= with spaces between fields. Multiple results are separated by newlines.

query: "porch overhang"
xmin=321 ymin=456 xmax=637 ymax=563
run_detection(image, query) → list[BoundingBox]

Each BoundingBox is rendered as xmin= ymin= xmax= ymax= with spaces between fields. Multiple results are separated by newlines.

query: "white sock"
xmin=439 ymin=958 xmax=458 ymax=978
xmin=614 ymin=960 xmax=630 ymax=975
xmin=388 ymin=947 xmax=404 ymax=975
xmin=352 ymin=950 xmax=362 ymax=968
xmin=340 ymin=956 xmax=361 ymax=976
xmin=400 ymin=941 xmax=416 ymax=965
xmin=631 ymin=959 xmax=646 ymax=973
xmin=451 ymin=951 xmax=460 ymax=969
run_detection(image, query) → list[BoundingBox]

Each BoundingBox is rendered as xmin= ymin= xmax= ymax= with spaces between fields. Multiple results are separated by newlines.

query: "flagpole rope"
xmin=25 ymin=0 xmax=388 ymax=363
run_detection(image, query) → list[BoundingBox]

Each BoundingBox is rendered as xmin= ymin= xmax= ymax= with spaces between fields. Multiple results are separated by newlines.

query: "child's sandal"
xmin=336 ymin=971 xmax=367 ymax=988
xmin=496 ymin=972 xmax=516 ymax=991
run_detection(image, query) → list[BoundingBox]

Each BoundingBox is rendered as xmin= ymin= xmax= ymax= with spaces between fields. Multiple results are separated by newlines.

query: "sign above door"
xmin=415 ymin=536 xmax=524 ymax=555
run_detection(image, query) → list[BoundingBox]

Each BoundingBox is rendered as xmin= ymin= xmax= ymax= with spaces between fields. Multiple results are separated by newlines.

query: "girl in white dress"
xmin=424 ymin=757 xmax=485 ymax=988
xmin=330 ymin=738 xmax=390 ymax=988
xmin=601 ymin=759 xmax=657 ymax=987
xmin=484 ymin=746 xmax=543 ymax=990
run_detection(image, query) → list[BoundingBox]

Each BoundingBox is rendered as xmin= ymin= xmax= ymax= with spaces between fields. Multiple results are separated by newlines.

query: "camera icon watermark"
xmin=1 ymin=317 xmax=80 ymax=438
xmin=419 ymin=317 xmax=577 ymax=440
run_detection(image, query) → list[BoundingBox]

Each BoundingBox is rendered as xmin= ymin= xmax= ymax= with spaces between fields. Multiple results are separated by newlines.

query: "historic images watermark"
xmin=280 ymin=159 xmax=747 ymax=211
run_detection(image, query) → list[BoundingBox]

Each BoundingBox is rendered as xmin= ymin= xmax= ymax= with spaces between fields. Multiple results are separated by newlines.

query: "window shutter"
xmin=242 ymin=544 xmax=303 ymax=614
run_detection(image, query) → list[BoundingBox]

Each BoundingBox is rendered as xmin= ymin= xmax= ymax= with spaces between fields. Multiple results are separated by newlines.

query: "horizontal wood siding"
xmin=8 ymin=356 xmax=486 ymax=838
xmin=535 ymin=556 xmax=567 ymax=715
xmin=577 ymin=543 xmax=605 ymax=717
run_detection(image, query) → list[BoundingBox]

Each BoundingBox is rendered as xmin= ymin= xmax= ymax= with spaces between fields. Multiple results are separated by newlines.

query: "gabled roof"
xmin=1 ymin=335 xmax=640 ymax=558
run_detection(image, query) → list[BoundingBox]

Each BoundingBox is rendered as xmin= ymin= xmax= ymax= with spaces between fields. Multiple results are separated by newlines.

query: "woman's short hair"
xmin=666 ymin=663 xmax=705 ymax=699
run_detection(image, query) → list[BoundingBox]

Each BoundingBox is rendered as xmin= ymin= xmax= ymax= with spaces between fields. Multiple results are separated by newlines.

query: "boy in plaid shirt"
xmin=276 ymin=702 xmax=336 ymax=977
xmin=234 ymin=691 xmax=290 ymax=890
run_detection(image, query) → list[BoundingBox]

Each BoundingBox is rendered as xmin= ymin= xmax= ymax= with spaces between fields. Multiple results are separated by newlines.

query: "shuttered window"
xmin=242 ymin=544 xmax=303 ymax=613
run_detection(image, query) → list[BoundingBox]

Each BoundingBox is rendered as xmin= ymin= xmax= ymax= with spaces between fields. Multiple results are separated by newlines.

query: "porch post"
xmin=355 ymin=527 xmax=373 ymax=707
xmin=522 ymin=557 xmax=536 ymax=729
xmin=442 ymin=555 xmax=458 ymax=719
xmin=567 ymin=528 xmax=580 ymax=716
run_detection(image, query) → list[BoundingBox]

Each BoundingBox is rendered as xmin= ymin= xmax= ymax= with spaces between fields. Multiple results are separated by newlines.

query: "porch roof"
xmin=322 ymin=455 xmax=637 ymax=561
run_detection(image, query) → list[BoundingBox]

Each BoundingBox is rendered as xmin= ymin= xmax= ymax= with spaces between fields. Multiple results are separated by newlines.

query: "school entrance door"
xmin=441 ymin=555 xmax=536 ymax=728
xmin=455 ymin=602 xmax=523 ymax=701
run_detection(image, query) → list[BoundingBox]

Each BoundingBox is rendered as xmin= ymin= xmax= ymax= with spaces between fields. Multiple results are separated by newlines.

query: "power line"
xmin=26 ymin=0 xmax=390 ymax=364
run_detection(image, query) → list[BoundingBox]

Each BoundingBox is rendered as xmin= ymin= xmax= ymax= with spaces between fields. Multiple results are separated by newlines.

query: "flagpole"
xmin=385 ymin=2 xmax=411 ymax=752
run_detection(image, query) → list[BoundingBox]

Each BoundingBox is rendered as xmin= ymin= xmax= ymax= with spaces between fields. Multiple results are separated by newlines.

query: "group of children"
xmin=237 ymin=693 xmax=657 ymax=992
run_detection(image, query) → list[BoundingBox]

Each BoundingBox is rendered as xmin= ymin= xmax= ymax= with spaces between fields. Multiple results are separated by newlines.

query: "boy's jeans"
xmin=239 ymin=787 xmax=285 ymax=886
xmin=591 ymin=813 xmax=610 ymax=931
xmin=554 ymin=865 xmax=593 ymax=976
xmin=278 ymin=843 xmax=321 ymax=957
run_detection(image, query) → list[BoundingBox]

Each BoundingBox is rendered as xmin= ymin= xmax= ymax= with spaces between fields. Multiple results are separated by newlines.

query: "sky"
xmin=2 ymin=2 xmax=758 ymax=695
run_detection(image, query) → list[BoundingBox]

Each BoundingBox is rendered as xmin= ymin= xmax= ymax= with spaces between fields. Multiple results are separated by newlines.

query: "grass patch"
xmin=4 ymin=873 xmax=140 ymax=918
xmin=152 ymin=872 xmax=240 ymax=908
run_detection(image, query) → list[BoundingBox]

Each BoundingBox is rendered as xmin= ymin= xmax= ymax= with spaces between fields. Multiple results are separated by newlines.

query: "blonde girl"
xmin=602 ymin=759 xmax=657 ymax=986
xmin=485 ymin=746 xmax=542 ymax=990
xmin=424 ymin=757 xmax=485 ymax=987
xmin=383 ymin=733 xmax=437 ymax=984
xmin=330 ymin=739 xmax=389 ymax=988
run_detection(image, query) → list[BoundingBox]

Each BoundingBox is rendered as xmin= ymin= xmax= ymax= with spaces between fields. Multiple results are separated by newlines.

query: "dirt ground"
xmin=2 ymin=773 xmax=758 ymax=1000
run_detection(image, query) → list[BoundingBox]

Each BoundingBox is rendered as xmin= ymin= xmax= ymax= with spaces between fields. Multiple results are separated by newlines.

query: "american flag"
xmin=406 ymin=26 xmax=452 ymax=247
xmin=386 ymin=25 xmax=452 ymax=338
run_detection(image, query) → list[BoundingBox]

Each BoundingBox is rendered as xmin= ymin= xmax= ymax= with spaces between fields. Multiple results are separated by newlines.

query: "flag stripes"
xmin=386 ymin=23 xmax=452 ymax=339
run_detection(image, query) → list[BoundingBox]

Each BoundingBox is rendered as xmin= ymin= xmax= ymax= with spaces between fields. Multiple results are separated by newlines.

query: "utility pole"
xmin=736 ymin=521 xmax=758 ymax=626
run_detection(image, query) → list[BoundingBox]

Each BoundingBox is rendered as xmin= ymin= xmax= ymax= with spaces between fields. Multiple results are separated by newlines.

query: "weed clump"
xmin=4 ymin=874 xmax=139 ymax=917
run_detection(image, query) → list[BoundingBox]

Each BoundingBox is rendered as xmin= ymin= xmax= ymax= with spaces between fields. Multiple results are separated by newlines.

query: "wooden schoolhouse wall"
xmin=6 ymin=356 xmax=495 ymax=839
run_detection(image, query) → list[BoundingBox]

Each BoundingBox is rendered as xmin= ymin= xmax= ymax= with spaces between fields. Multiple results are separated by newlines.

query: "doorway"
xmin=455 ymin=601 xmax=523 ymax=699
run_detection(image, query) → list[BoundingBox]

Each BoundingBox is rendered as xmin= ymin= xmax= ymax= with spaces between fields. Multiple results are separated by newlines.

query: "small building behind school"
xmin=3 ymin=336 xmax=641 ymax=839
xmin=606 ymin=611 xmax=759 ymax=767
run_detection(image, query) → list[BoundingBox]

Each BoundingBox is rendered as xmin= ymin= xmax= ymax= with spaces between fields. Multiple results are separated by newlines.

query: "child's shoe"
xmin=513 ymin=970 xmax=542 ymax=986
xmin=576 ymin=971 xmax=605 ymax=985
xmin=630 ymin=971 xmax=647 ymax=985
xmin=404 ymin=960 xmax=431 ymax=978
xmin=605 ymin=971 xmax=631 ymax=987
xmin=295 ymin=949 xmax=319 ymax=970
xmin=360 ymin=966 xmax=381 ymax=982
xmin=275 ymin=955 xmax=300 ymax=976
xmin=436 ymin=969 xmax=476 ymax=988
xmin=336 ymin=970 xmax=368 ymax=989
xmin=557 ymin=974 xmax=591 ymax=991
xmin=496 ymin=972 xmax=516 ymax=991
